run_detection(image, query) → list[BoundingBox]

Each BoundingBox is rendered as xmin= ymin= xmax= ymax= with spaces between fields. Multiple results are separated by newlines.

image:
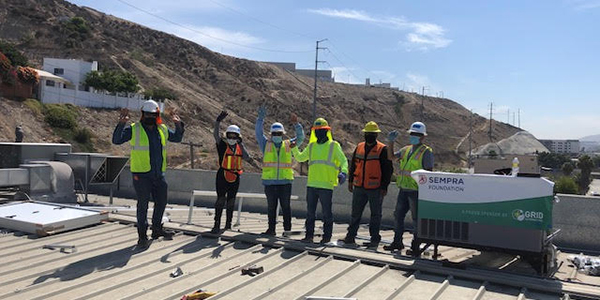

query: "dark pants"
xmin=214 ymin=169 xmax=240 ymax=228
xmin=265 ymin=184 xmax=292 ymax=232
xmin=132 ymin=174 xmax=168 ymax=238
xmin=346 ymin=187 xmax=383 ymax=243
xmin=392 ymin=189 xmax=418 ymax=244
xmin=305 ymin=187 xmax=333 ymax=239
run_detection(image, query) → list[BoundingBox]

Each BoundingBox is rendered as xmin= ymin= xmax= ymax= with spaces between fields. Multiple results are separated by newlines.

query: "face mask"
xmin=409 ymin=135 xmax=421 ymax=145
xmin=315 ymin=129 xmax=328 ymax=143
xmin=364 ymin=134 xmax=377 ymax=144
xmin=143 ymin=117 xmax=156 ymax=125
xmin=227 ymin=139 xmax=238 ymax=146
xmin=272 ymin=136 xmax=283 ymax=144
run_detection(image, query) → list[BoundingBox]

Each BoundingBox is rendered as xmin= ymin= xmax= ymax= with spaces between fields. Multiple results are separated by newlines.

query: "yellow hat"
xmin=362 ymin=121 xmax=381 ymax=133
xmin=312 ymin=118 xmax=330 ymax=130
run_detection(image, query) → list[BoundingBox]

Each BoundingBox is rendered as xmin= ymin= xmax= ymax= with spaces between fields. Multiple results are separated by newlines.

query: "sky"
xmin=67 ymin=0 xmax=600 ymax=139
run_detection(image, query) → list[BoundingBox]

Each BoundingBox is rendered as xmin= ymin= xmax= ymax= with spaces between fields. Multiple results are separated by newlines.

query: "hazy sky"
xmin=67 ymin=0 xmax=600 ymax=139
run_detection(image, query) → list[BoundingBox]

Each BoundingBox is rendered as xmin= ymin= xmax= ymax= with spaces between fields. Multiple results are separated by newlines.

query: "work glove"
xmin=257 ymin=105 xmax=266 ymax=120
xmin=216 ymin=110 xmax=228 ymax=122
xmin=386 ymin=130 xmax=399 ymax=142
xmin=338 ymin=172 xmax=347 ymax=185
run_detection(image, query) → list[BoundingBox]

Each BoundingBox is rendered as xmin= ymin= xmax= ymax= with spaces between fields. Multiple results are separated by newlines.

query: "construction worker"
xmin=383 ymin=121 xmax=433 ymax=253
xmin=212 ymin=110 xmax=251 ymax=234
xmin=339 ymin=121 xmax=392 ymax=248
xmin=255 ymin=105 xmax=305 ymax=236
xmin=112 ymin=100 xmax=185 ymax=248
xmin=291 ymin=118 xmax=348 ymax=244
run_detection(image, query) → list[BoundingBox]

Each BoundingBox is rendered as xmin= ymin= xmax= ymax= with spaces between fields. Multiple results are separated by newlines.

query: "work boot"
xmin=300 ymin=236 xmax=314 ymax=243
xmin=383 ymin=242 xmax=404 ymax=252
xmin=338 ymin=236 xmax=356 ymax=245
xmin=137 ymin=235 xmax=149 ymax=248
xmin=262 ymin=229 xmax=276 ymax=236
xmin=319 ymin=236 xmax=331 ymax=244
xmin=364 ymin=240 xmax=380 ymax=249
xmin=151 ymin=227 xmax=174 ymax=240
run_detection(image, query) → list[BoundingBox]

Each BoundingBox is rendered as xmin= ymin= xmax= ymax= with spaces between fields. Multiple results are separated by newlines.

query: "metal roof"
xmin=0 ymin=194 xmax=598 ymax=299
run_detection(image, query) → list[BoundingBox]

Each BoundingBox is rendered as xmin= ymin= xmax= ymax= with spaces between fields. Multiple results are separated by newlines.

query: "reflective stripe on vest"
xmin=221 ymin=143 xmax=243 ymax=182
xmin=262 ymin=140 xmax=294 ymax=181
xmin=130 ymin=122 xmax=167 ymax=173
xmin=396 ymin=144 xmax=431 ymax=190
xmin=353 ymin=141 xmax=385 ymax=189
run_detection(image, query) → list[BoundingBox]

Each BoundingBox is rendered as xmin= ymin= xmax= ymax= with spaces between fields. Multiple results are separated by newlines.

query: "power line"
xmin=324 ymin=48 xmax=361 ymax=84
xmin=115 ymin=0 xmax=313 ymax=54
xmin=204 ymin=0 xmax=316 ymax=40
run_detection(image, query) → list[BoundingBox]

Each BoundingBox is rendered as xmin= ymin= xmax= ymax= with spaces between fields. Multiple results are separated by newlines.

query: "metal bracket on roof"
xmin=43 ymin=244 xmax=77 ymax=253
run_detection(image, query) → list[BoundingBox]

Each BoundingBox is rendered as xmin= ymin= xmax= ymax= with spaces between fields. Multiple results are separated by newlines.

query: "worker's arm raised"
xmin=385 ymin=130 xmax=398 ymax=161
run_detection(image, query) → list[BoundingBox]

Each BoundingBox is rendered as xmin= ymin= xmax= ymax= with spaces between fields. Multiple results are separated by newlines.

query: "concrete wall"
xmin=92 ymin=167 xmax=401 ymax=227
xmin=40 ymin=85 xmax=162 ymax=111
xmin=552 ymin=194 xmax=600 ymax=252
xmin=92 ymin=168 xmax=600 ymax=252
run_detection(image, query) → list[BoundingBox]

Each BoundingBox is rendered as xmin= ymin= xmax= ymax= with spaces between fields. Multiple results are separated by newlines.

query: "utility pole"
xmin=468 ymin=109 xmax=473 ymax=170
xmin=313 ymin=39 xmax=327 ymax=122
xmin=420 ymin=86 xmax=429 ymax=121
xmin=488 ymin=102 xmax=493 ymax=141
xmin=181 ymin=142 xmax=202 ymax=169
xmin=513 ymin=112 xmax=516 ymax=126
xmin=518 ymin=109 xmax=521 ymax=128
xmin=507 ymin=109 xmax=510 ymax=124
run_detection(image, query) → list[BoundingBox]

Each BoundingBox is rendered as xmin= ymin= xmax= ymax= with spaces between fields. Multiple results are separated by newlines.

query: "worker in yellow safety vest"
xmin=211 ymin=110 xmax=252 ymax=234
xmin=383 ymin=121 xmax=433 ymax=253
xmin=291 ymin=118 xmax=348 ymax=244
xmin=255 ymin=105 xmax=305 ymax=236
xmin=112 ymin=100 xmax=185 ymax=248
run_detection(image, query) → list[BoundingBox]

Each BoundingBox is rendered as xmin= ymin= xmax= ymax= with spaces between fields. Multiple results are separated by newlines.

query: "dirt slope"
xmin=0 ymin=0 xmax=521 ymax=171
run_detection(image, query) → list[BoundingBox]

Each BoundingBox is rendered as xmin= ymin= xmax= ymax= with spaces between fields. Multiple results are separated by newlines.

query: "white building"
xmin=539 ymin=139 xmax=580 ymax=155
xmin=42 ymin=58 xmax=98 ymax=90
xmin=36 ymin=58 xmax=158 ymax=111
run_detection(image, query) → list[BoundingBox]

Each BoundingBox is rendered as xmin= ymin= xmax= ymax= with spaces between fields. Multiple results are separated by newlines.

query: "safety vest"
xmin=306 ymin=141 xmax=341 ymax=190
xmin=397 ymin=144 xmax=432 ymax=190
xmin=353 ymin=141 xmax=385 ymax=189
xmin=130 ymin=122 xmax=168 ymax=173
xmin=221 ymin=143 xmax=243 ymax=183
xmin=262 ymin=140 xmax=294 ymax=181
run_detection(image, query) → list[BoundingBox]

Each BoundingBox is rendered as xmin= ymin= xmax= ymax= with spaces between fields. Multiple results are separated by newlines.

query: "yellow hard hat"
xmin=362 ymin=121 xmax=381 ymax=133
xmin=313 ymin=118 xmax=330 ymax=129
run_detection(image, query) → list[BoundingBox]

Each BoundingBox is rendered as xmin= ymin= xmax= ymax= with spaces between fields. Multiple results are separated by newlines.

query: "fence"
xmin=40 ymin=85 xmax=163 ymax=110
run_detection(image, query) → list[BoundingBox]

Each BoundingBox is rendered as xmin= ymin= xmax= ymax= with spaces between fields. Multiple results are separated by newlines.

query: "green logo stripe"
xmin=418 ymin=196 xmax=553 ymax=230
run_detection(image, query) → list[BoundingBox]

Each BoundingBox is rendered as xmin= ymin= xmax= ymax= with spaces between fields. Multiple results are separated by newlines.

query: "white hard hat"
xmin=408 ymin=122 xmax=427 ymax=136
xmin=270 ymin=122 xmax=285 ymax=134
xmin=226 ymin=125 xmax=241 ymax=135
xmin=141 ymin=100 xmax=159 ymax=113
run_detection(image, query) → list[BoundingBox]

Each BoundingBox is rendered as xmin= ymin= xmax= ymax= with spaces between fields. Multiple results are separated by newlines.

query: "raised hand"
xmin=258 ymin=105 xmax=266 ymax=119
xmin=290 ymin=113 xmax=298 ymax=124
xmin=217 ymin=110 xmax=228 ymax=122
xmin=119 ymin=108 xmax=130 ymax=124
xmin=387 ymin=130 xmax=399 ymax=142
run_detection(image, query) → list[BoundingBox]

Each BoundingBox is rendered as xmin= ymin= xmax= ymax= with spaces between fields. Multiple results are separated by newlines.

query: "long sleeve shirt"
xmin=348 ymin=143 xmax=393 ymax=190
xmin=292 ymin=140 xmax=349 ymax=190
xmin=112 ymin=121 xmax=185 ymax=177
xmin=255 ymin=116 xmax=305 ymax=185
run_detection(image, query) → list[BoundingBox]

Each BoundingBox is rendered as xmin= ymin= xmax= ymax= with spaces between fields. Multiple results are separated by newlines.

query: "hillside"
xmin=0 ymin=0 xmax=521 ymax=172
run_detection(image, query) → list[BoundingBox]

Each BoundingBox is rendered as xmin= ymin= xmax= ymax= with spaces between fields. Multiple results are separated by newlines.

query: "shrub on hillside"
xmin=17 ymin=66 xmax=39 ymax=84
xmin=43 ymin=104 xmax=78 ymax=129
xmin=84 ymin=70 xmax=139 ymax=94
xmin=0 ymin=52 xmax=12 ymax=83
xmin=143 ymin=87 xmax=178 ymax=101
xmin=0 ymin=40 xmax=29 ymax=67
xmin=74 ymin=127 xmax=92 ymax=144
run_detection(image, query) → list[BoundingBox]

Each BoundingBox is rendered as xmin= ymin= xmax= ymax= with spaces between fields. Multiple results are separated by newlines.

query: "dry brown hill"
xmin=0 ymin=0 xmax=521 ymax=172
